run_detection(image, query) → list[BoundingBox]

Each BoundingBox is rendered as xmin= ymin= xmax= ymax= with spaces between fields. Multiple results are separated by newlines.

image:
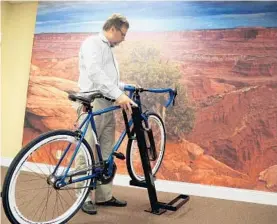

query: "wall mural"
xmin=24 ymin=1 xmax=277 ymax=193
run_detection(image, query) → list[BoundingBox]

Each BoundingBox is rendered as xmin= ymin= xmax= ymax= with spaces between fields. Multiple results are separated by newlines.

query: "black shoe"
xmin=96 ymin=196 xmax=127 ymax=207
xmin=81 ymin=201 xmax=97 ymax=215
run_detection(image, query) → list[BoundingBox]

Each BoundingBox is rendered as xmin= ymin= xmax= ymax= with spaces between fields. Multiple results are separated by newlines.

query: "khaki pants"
xmin=76 ymin=99 xmax=115 ymax=203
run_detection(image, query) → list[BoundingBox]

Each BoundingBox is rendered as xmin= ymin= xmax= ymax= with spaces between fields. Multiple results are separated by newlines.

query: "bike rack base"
xmin=130 ymin=180 xmax=189 ymax=215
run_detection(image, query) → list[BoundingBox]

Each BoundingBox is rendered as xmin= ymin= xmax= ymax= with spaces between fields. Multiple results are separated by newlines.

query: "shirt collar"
xmin=99 ymin=31 xmax=111 ymax=47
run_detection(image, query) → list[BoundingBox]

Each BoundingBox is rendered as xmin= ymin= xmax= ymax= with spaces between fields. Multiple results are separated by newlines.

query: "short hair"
xmin=103 ymin=13 xmax=129 ymax=31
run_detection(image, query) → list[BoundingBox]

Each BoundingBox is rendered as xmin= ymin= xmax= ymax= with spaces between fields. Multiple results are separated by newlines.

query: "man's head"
xmin=103 ymin=13 xmax=129 ymax=47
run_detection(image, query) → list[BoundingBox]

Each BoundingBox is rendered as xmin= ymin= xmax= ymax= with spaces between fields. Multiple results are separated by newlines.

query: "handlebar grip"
xmin=124 ymin=85 xmax=136 ymax=92
xmin=164 ymin=88 xmax=177 ymax=108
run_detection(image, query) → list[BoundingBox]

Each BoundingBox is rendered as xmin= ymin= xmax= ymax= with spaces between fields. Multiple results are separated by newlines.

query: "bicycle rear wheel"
xmin=126 ymin=113 xmax=166 ymax=182
xmin=2 ymin=130 xmax=94 ymax=224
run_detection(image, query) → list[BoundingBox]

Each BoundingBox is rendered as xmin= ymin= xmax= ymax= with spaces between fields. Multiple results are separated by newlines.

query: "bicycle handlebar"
xmin=72 ymin=85 xmax=177 ymax=107
xmin=124 ymin=85 xmax=177 ymax=108
xmin=77 ymin=85 xmax=177 ymax=108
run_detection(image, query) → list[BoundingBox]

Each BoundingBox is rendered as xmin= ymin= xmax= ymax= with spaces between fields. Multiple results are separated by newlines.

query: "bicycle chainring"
xmin=100 ymin=163 xmax=117 ymax=185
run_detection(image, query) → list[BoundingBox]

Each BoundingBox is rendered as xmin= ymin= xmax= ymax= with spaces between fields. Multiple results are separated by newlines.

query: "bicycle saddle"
xmin=68 ymin=91 xmax=104 ymax=104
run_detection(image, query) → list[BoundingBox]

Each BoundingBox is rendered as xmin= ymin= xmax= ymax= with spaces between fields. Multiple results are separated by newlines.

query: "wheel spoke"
xmin=56 ymin=191 xmax=66 ymax=215
xmin=22 ymin=165 xmax=47 ymax=180
xmin=56 ymin=190 xmax=71 ymax=208
xmin=29 ymin=154 xmax=49 ymax=176
xmin=52 ymin=191 xmax=59 ymax=220
xmin=17 ymin=184 xmax=44 ymax=208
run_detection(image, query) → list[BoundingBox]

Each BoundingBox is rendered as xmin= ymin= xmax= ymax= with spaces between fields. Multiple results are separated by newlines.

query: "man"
xmin=77 ymin=14 xmax=137 ymax=215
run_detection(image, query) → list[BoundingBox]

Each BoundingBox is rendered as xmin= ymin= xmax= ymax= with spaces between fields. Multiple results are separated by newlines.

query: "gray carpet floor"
xmin=1 ymin=166 xmax=277 ymax=224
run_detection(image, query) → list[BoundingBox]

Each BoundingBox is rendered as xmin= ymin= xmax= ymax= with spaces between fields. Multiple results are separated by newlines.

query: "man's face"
xmin=110 ymin=25 xmax=128 ymax=47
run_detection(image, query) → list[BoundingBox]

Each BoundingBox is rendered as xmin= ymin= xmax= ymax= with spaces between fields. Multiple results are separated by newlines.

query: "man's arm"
xmin=81 ymin=39 xmax=137 ymax=110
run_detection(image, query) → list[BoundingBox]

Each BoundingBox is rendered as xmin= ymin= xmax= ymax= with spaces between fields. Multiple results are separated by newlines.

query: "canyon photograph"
xmin=23 ymin=2 xmax=277 ymax=193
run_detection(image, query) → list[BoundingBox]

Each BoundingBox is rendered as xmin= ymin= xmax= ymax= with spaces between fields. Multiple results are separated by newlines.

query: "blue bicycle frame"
xmin=55 ymin=86 xmax=176 ymax=188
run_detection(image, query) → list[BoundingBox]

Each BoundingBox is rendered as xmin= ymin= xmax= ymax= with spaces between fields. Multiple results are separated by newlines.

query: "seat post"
xmin=83 ymin=104 xmax=92 ymax=113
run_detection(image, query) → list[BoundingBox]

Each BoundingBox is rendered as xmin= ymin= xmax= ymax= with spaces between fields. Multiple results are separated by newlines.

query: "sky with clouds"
xmin=35 ymin=1 xmax=277 ymax=33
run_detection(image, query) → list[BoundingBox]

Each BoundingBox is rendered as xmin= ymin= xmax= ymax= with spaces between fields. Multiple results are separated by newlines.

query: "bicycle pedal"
xmin=113 ymin=152 xmax=125 ymax=160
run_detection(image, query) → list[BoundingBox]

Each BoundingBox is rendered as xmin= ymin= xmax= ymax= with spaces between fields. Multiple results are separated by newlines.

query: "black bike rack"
xmin=129 ymin=106 xmax=190 ymax=215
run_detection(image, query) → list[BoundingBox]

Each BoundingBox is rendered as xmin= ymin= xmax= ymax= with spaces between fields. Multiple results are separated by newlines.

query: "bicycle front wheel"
xmin=2 ymin=130 xmax=94 ymax=224
xmin=126 ymin=113 xmax=166 ymax=182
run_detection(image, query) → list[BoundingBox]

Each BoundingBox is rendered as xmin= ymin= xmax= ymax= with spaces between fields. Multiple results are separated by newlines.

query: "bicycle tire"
xmin=126 ymin=112 xmax=166 ymax=182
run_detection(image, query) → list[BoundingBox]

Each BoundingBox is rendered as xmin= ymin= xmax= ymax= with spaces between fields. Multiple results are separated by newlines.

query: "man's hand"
xmin=116 ymin=94 xmax=138 ymax=111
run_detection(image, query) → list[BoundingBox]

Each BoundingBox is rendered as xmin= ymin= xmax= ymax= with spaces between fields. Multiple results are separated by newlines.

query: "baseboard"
xmin=1 ymin=156 xmax=277 ymax=206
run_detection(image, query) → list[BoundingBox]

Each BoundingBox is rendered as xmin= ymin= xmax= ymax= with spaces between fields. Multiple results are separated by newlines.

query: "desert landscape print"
xmin=24 ymin=2 xmax=277 ymax=192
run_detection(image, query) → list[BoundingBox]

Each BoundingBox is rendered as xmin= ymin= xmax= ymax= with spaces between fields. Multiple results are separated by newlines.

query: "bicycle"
xmin=2 ymin=85 xmax=177 ymax=224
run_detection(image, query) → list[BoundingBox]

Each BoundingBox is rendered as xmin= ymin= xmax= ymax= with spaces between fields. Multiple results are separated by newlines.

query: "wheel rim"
xmin=130 ymin=115 xmax=165 ymax=181
xmin=7 ymin=134 xmax=93 ymax=224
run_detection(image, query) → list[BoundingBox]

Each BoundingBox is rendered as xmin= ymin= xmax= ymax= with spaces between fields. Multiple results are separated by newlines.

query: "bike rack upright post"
xmin=130 ymin=106 xmax=190 ymax=215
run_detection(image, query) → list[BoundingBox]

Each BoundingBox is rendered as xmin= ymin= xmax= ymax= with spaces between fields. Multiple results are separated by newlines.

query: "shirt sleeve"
xmin=119 ymin=81 xmax=126 ymax=90
xmin=80 ymin=38 xmax=123 ymax=99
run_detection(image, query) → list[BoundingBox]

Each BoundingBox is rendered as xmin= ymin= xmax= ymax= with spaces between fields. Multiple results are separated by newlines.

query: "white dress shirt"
xmin=78 ymin=32 xmax=125 ymax=99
